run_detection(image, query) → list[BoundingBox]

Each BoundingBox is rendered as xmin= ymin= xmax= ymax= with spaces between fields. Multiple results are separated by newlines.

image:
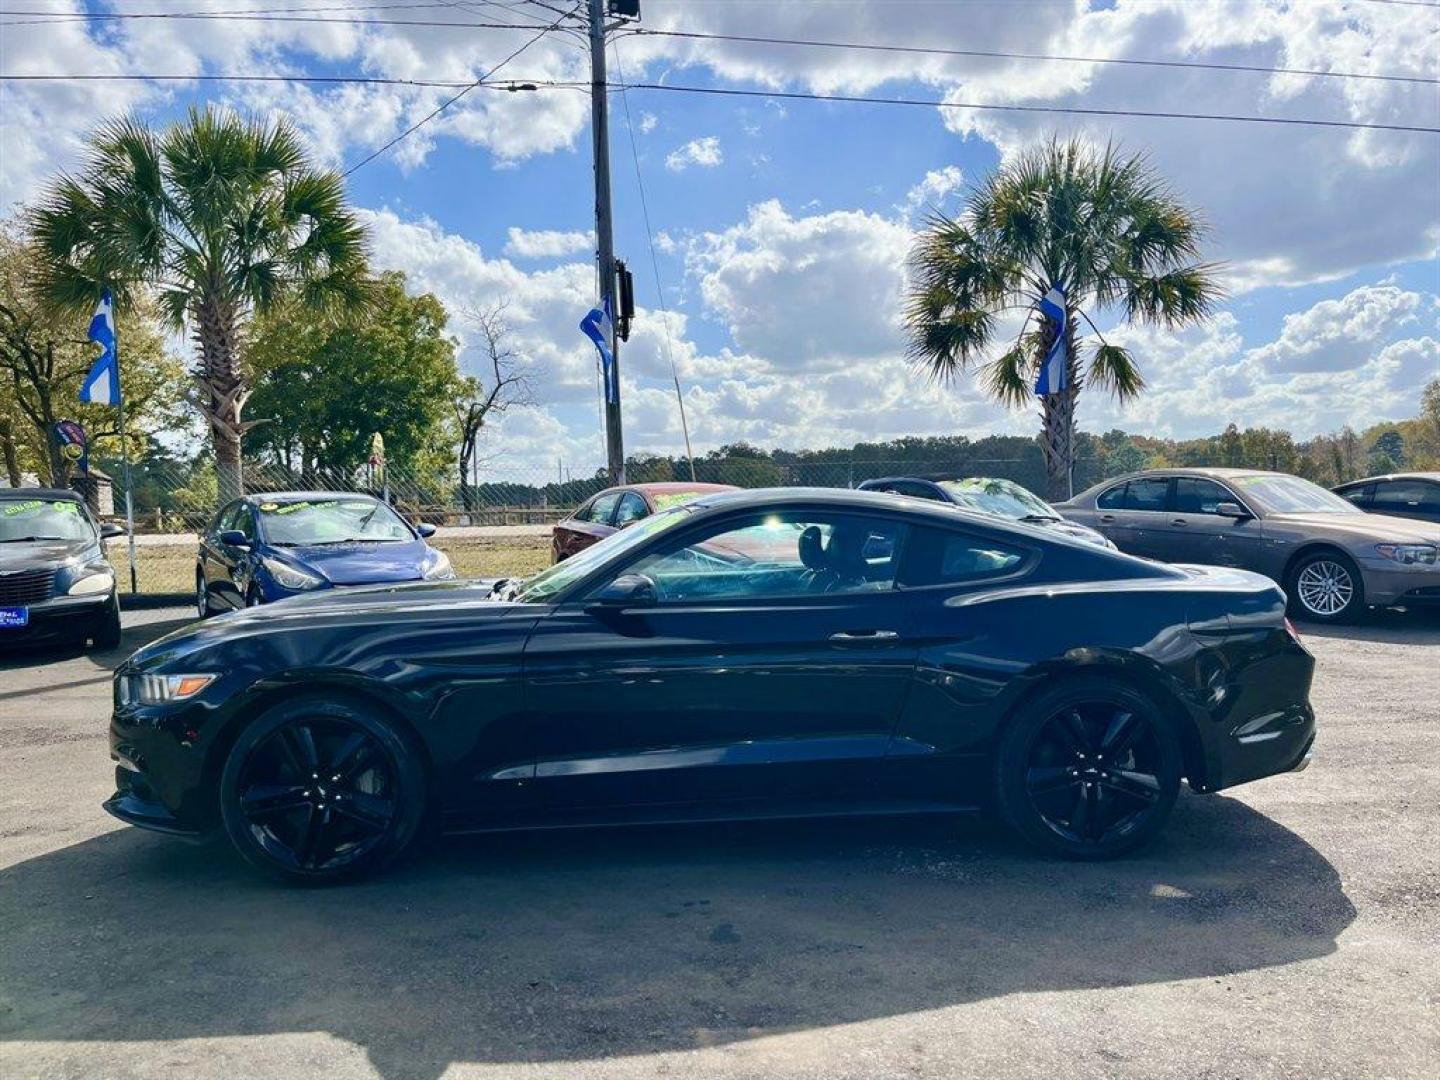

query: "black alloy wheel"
xmin=196 ymin=571 xmax=212 ymax=619
xmin=995 ymin=678 xmax=1181 ymax=859
xmin=219 ymin=698 xmax=426 ymax=884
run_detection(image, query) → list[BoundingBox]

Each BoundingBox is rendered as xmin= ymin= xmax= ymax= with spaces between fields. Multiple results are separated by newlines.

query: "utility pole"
xmin=588 ymin=0 xmax=625 ymax=484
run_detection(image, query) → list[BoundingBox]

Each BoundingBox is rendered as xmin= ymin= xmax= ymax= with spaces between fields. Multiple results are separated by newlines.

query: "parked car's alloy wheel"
xmin=995 ymin=678 xmax=1181 ymax=860
xmin=1289 ymin=551 xmax=1364 ymax=623
xmin=219 ymin=697 xmax=427 ymax=884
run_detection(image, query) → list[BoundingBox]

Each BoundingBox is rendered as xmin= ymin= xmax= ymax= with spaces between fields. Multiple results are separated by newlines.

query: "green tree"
xmin=246 ymin=272 xmax=458 ymax=476
xmin=905 ymin=138 xmax=1221 ymax=499
xmin=0 ymin=217 xmax=185 ymax=485
xmin=30 ymin=108 xmax=369 ymax=500
xmin=1368 ymin=428 xmax=1405 ymax=471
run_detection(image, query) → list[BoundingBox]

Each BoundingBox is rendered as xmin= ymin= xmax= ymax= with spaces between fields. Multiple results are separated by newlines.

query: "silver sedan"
xmin=1055 ymin=468 xmax=1440 ymax=622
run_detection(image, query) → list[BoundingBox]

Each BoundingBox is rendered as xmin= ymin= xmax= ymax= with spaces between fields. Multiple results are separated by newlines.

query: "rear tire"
xmin=994 ymin=677 xmax=1181 ymax=860
xmin=219 ymin=697 xmax=427 ymax=885
xmin=1288 ymin=550 xmax=1364 ymax=623
xmin=196 ymin=571 xmax=213 ymax=619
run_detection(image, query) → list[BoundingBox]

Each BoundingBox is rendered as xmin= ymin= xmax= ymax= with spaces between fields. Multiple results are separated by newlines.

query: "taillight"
xmin=1284 ymin=617 xmax=1302 ymax=643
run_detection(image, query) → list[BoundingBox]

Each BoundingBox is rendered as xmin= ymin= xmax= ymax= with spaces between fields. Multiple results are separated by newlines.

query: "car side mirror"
xmin=1215 ymin=501 xmax=1252 ymax=520
xmin=99 ymin=522 xmax=125 ymax=539
xmin=588 ymin=573 xmax=658 ymax=610
xmin=218 ymin=529 xmax=250 ymax=547
xmin=415 ymin=522 xmax=437 ymax=538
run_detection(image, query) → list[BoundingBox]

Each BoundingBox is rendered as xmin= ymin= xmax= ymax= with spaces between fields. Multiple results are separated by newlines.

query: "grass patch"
xmin=119 ymin=535 xmax=552 ymax=596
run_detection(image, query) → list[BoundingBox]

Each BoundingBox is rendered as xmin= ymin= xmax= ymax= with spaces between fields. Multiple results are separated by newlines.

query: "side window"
xmin=900 ymin=482 xmax=946 ymax=501
xmin=213 ymin=502 xmax=240 ymax=537
xmin=1097 ymin=483 xmax=1128 ymax=510
xmin=1339 ymin=483 xmax=1374 ymax=507
xmin=1173 ymin=478 xmax=1230 ymax=515
xmin=613 ymin=491 xmax=649 ymax=527
xmin=1372 ymin=480 xmax=1437 ymax=512
xmin=900 ymin=526 xmax=1027 ymax=587
xmin=1125 ymin=478 xmax=1170 ymax=511
xmin=588 ymin=491 xmax=622 ymax=525
xmin=571 ymin=499 xmax=595 ymax=523
xmin=233 ymin=504 xmax=256 ymax=541
xmin=617 ymin=512 xmax=906 ymax=603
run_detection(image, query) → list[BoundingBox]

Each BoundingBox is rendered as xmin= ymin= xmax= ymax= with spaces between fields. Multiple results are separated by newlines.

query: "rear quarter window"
xmin=900 ymin=526 xmax=1029 ymax=587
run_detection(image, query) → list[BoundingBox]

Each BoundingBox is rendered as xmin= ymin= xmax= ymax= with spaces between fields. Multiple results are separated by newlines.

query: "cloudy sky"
xmin=3 ymin=0 xmax=1438 ymax=476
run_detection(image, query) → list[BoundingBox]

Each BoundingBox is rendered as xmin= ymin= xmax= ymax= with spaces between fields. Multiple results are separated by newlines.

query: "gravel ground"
xmin=1 ymin=606 xmax=1437 ymax=1080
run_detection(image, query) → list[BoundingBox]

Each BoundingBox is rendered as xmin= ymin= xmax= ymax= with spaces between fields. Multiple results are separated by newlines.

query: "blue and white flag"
xmin=1033 ymin=283 xmax=1069 ymax=397
xmin=80 ymin=288 xmax=120 ymax=406
xmin=580 ymin=296 xmax=618 ymax=405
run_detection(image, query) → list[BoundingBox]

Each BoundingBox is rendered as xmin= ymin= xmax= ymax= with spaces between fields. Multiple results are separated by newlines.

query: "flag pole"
xmin=111 ymin=291 xmax=138 ymax=594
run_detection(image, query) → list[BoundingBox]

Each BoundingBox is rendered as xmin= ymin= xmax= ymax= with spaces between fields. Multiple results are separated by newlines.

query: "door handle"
xmin=829 ymin=629 xmax=901 ymax=642
xmin=1171 ymin=518 xmax=1188 ymax=526
xmin=1099 ymin=514 xmax=1115 ymax=523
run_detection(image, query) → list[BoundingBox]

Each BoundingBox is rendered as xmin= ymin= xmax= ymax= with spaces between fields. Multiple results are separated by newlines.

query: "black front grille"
xmin=0 ymin=568 xmax=56 ymax=605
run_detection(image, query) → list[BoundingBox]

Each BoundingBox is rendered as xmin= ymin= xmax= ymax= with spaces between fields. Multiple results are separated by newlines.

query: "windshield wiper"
xmin=1019 ymin=514 xmax=1062 ymax=524
xmin=1 ymin=535 xmax=66 ymax=543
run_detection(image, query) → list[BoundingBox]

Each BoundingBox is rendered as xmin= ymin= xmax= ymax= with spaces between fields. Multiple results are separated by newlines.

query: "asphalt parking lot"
xmin=1 ymin=606 xmax=1437 ymax=1080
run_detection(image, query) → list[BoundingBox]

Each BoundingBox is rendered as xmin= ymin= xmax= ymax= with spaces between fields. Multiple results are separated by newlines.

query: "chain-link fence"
xmin=59 ymin=454 xmax=1106 ymax=597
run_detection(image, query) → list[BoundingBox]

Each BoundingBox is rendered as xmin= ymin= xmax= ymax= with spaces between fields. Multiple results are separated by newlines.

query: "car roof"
xmin=0 ymin=487 xmax=83 ymax=501
xmin=1101 ymin=467 xmax=1273 ymax=481
xmin=1337 ymin=472 xmax=1440 ymax=486
xmin=246 ymin=491 xmax=380 ymax=504
xmin=629 ymin=482 xmax=735 ymax=494
xmin=683 ymin=485 xmax=1062 ymax=541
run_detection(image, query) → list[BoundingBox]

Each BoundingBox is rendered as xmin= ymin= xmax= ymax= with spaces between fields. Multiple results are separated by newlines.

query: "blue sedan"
xmin=196 ymin=492 xmax=454 ymax=615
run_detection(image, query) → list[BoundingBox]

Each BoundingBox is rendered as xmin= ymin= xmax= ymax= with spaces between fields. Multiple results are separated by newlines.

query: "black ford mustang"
xmin=107 ymin=489 xmax=1315 ymax=883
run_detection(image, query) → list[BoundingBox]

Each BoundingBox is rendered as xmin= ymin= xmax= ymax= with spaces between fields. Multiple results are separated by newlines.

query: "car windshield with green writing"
xmin=257 ymin=498 xmax=414 ymax=545
xmin=0 ymin=498 xmax=95 ymax=543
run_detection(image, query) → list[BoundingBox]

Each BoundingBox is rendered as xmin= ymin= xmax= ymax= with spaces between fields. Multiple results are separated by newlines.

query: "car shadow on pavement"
xmin=1298 ymin=605 xmax=1440 ymax=645
xmin=0 ymin=792 xmax=1354 ymax=1080
xmin=0 ymin=615 xmax=192 ymax=681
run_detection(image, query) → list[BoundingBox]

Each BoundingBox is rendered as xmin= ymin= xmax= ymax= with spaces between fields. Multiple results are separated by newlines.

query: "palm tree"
xmin=30 ymin=107 xmax=369 ymax=500
xmin=905 ymin=138 xmax=1221 ymax=500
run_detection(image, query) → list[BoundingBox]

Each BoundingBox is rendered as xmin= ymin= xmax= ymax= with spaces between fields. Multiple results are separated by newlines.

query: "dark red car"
xmin=551 ymin=482 xmax=736 ymax=562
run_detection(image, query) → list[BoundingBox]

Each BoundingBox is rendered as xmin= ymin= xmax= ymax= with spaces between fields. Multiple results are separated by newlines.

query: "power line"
xmin=4 ymin=72 xmax=1433 ymax=134
xmin=342 ymin=5 xmax=578 ymax=175
xmin=8 ymin=7 xmax=1433 ymax=88
xmin=618 ymin=80 xmax=1440 ymax=135
xmin=626 ymin=26 xmax=1439 ymax=88
xmin=610 ymin=39 xmax=696 ymax=480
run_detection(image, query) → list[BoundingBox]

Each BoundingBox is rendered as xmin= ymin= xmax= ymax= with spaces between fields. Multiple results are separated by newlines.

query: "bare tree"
xmin=455 ymin=305 xmax=534 ymax=512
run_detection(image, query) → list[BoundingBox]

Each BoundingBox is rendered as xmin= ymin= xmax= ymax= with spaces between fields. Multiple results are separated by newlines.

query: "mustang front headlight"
xmin=120 ymin=673 xmax=216 ymax=705
xmin=422 ymin=551 xmax=455 ymax=580
xmin=261 ymin=557 xmax=324 ymax=590
xmin=68 ymin=564 xmax=115 ymax=596
xmin=1375 ymin=543 xmax=1438 ymax=565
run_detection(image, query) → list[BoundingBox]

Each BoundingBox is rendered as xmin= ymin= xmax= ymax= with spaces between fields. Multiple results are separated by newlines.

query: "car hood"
xmin=0 ymin=537 xmax=98 ymax=571
xmin=1265 ymin=512 xmax=1440 ymax=544
xmin=127 ymin=577 xmax=519 ymax=670
xmin=272 ymin=538 xmax=435 ymax=585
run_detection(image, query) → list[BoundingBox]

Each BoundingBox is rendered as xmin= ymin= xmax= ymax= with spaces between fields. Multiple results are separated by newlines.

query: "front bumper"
xmin=0 ymin=592 xmax=112 ymax=646
xmin=1359 ymin=559 xmax=1440 ymax=607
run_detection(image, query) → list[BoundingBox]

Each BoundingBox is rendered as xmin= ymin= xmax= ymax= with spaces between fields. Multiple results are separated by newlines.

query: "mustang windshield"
xmin=938 ymin=478 xmax=1058 ymax=521
xmin=0 ymin=499 xmax=95 ymax=542
xmin=257 ymin=498 xmax=414 ymax=545
xmin=1232 ymin=475 xmax=1362 ymax=515
xmin=511 ymin=506 xmax=692 ymax=603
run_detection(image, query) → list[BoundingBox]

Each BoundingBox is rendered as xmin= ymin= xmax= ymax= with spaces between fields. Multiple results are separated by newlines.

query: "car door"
xmin=521 ymin=508 xmax=919 ymax=813
xmin=1166 ymin=477 xmax=1260 ymax=568
xmin=1098 ymin=478 xmax=1172 ymax=558
xmin=1369 ymin=479 xmax=1440 ymax=524
xmin=199 ymin=502 xmax=241 ymax=609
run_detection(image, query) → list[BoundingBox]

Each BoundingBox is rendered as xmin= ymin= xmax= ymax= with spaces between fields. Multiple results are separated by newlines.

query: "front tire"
xmin=91 ymin=595 xmax=122 ymax=651
xmin=219 ymin=697 xmax=427 ymax=884
xmin=994 ymin=678 xmax=1182 ymax=860
xmin=196 ymin=571 xmax=213 ymax=619
xmin=1288 ymin=550 xmax=1364 ymax=623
